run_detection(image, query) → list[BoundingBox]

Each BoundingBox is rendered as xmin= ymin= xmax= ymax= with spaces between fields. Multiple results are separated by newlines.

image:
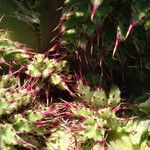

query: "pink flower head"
xmin=91 ymin=0 xmax=102 ymax=20
xmin=125 ymin=20 xmax=137 ymax=40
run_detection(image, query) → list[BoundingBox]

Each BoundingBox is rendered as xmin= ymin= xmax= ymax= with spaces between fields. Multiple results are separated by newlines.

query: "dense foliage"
xmin=60 ymin=0 xmax=150 ymax=97
xmin=0 ymin=0 xmax=150 ymax=149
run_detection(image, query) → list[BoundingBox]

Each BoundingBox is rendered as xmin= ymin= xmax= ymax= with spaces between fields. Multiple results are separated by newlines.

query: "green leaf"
xmin=132 ymin=1 xmax=150 ymax=22
xmin=0 ymin=124 xmax=18 ymax=145
xmin=107 ymin=135 xmax=139 ymax=150
xmin=91 ymin=88 xmax=107 ymax=106
xmin=72 ymin=107 xmax=92 ymax=117
xmin=124 ymin=119 xmax=149 ymax=146
xmin=76 ymin=80 xmax=94 ymax=101
xmin=10 ymin=114 xmax=31 ymax=133
xmin=26 ymin=111 xmax=43 ymax=122
xmin=108 ymin=85 xmax=121 ymax=107
xmin=0 ymin=142 xmax=15 ymax=150
xmin=0 ymin=98 xmax=9 ymax=115
xmin=84 ymin=124 xmax=102 ymax=140
xmin=47 ymin=128 xmax=74 ymax=150
xmin=138 ymin=98 xmax=150 ymax=116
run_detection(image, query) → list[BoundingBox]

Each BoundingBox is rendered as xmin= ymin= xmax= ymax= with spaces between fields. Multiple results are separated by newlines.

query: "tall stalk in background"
xmin=0 ymin=0 xmax=64 ymax=52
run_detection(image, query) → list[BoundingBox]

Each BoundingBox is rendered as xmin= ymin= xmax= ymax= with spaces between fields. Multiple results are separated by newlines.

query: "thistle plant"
xmin=46 ymin=78 xmax=150 ymax=149
xmin=0 ymin=30 xmax=72 ymax=149
xmin=70 ymin=79 xmax=126 ymax=149
xmin=0 ymin=0 xmax=150 ymax=150
xmin=0 ymin=29 xmax=71 ymax=92
xmin=0 ymin=101 xmax=76 ymax=149
xmin=60 ymin=0 xmax=150 ymax=96
xmin=0 ymin=75 xmax=38 ymax=115
xmin=107 ymin=119 xmax=150 ymax=150
xmin=0 ymin=30 xmax=32 ymax=68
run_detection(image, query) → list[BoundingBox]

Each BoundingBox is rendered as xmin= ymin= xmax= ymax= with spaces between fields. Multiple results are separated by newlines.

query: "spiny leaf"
xmin=0 ymin=124 xmax=18 ymax=145
xmin=108 ymin=85 xmax=121 ymax=107
xmin=91 ymin=88 xmax=107 ymax=106
xmin=138 ymin=98 xmax=150 ymax=116
xmin=91 ymin=0 xmax=104 ymax=20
